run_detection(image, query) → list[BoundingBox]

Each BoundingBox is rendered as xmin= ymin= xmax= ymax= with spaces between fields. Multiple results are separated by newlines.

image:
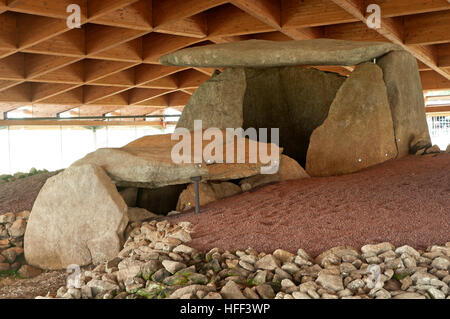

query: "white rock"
xmin=292 ymin=291 xmax=311 ymax=299
xmin=255 ymin=254 xmax=280 ymax=270
xmin=395 ymin=245 xmax=420 ymax=259
xmin=361 ymin=242 xmax=394 ymax=255
xmin=220 ymin=281 xmax=246 ymax=299
xmin=316 ymin=270 xmax=344 ymax=292
xmin=431 ymin=257 xmax=450 ymax=270
xmin=162 ymin=260 xmax=186 ymax=274
xmin=24 ymin=165 xmax=128 ymax=269
xmin=87 ymin=280 xmax=119 ymax=297
xmin=427 ymin=287 xmax=446 ymax=299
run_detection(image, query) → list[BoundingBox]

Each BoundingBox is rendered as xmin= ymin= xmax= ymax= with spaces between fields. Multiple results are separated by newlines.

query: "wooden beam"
xmin=177 ymin=69 xmax=210 ymax=89
xmin=85 ymin=24 xmax=147 ymax=55
xmin=421 ymin=70 xmax=450 ymax=90
xmin=0 ymin=83 xmax=30 ymax=102
xmin=330 ymin=0 xmax=450 ymax=80
xmin=207 ymin=4 xmax=277 ymax=37
xmin=84 ymin=85 xmax=130 ymax=104
xmin=25 ymin=54 xmax=80 ymax=79
xmin=426 ymin=106 xmax=450 ymax=113
xmin=0 ymin=53 xmax=24 ymax=81
xmin=230 ymin=0 xmax=281 ymax=29
xmin=152 ymin=0 xmax=227 ymax=27
xmin=139 ymin=74 xmax=179 ymax=89
xmin=129 ymin=88 xmax=175 ymax=104
xmin=135 ymin=64 xmax=187 ymax=86
xmin=375 ymin=0 xmax=450 ymax=18
xmin=6 ymin=0 xmax=87 ymax=20
xmin=90 ymin=0 xmax=152 ymax=31
xmin=31 ymin=82 xmax=79 ymax=102
xmin=142 ymin=33 xmax=203 ymax=63
xmin=0 ymin=12 xmax=17 ymax=50
xmin=32 ymin=62 xmax=84 ymax=84
xmin=438 ymin=43 xmax=450 ymax=68
xmin=155 ymin=13 xmax=208 ymax=38
xmin=83 ymin=59 xmax=137 ymax=82
xmin=91 ymin=68 xmax=136 ymax=87
xmin=168 ymin=91 xmax=191 ymax=107
xmin=135 ymin=95 xmax=168 ymax=107
xmin=23 ymin=29 xmax=86 ymax=57
xmin=88 ymin=0 xmax=139 ymax=19
xmin=404 ymin=11 xmax=450 ymax=45
xmin=282 ymin=0 xmax=357 ymax=29
xmin=323 ymin=21 xmax=386 ymax=42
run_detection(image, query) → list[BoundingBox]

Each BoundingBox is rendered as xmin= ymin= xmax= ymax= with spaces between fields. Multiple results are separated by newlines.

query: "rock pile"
xmin=0 ymin=211 xmax=42 ymax=278
xmin=40 ymin=220 xmax=450 ymax=300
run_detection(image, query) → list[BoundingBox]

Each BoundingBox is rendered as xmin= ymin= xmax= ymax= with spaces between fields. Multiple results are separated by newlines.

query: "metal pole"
xmin=190 ymin=176 xmax=202 ymax=214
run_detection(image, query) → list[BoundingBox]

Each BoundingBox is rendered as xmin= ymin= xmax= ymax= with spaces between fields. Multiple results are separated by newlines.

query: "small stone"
xmin=370 ymin=288 xmax=391 ymax=299
xmin=243 ymin=287 xmax=260 ymax=299
xmin=67 ymin=288 xmax=82 ymax=299
xmin=297 ymin=248 xmax=312 ymax=261
xmin=237 ymin=260 xmax=253 ymax=272
xmin=321 ymin=293 xmax=338 ymax=299
xmin=361 ymin=242 xmax=394 ymax=255
xmin=1 ymin=247 xmax=17 ymax=263
xmin=316 ymin=270 xmax=344 ymax=292
xmin=411 ymin=272 xmax=445 ymax=287
xmin=427 ymin=287 xmax=445 ymax=299
xmin=425 ymin=145 xmax=441 ymax=154
xmin=256 ymin=283 xmax=275 ymax=299
xmin=346 ymin=279 xmax=365 ymax=291
xmin=141 ymin=260 xmax=163 ymax=280
xmin=17 ymin=265 xmax=42 ymax=278
xmin=162 ymin=260 xmax=186 ymax=274
xmin=220 ymin=280 xmax=246 ymax=299
xmin=281 ymin=262 xmax=300 ymax=275
xmin=273 ymin=249 xmax=295 ymax=264
xmin=393 ymin=292 xmax=426 ymax=299
xmin=337 ymin=288 xmax=353 ymax=298
xmin=0 ymin=213 xmax=15 ymax=224
xmin=16 ymin=211 xmax=31 ymax=219
xmin=294 ymin=256 xmax=312 ymax=266
xmin=383 ymin=279 xmax=401 ymax=291
xmin=431 ymin=257 xmax=450 ymax=270
xmin=340 ymin=262 xmax=357 ymax=275
xmin=203 ymin=292 xmax=222 ymax=299
xmin=395 ymin=245 xmax=420 ymax=259
xmin=292 ymin=291 xmax=311 ymax=299
xmin=166 ymin=229 xmax=191 ymax=243
xmin=307 ymin=289 xmax=320 ymax=299
xmin=80 ymin=286 xmax=93 ymax=299
xmin=281 ymin=279 xmax=296 ymax=289
xmin=0 ymin=238 xmax=10 ymax=249
xmin=255 ymin=254 xmax=280 ymax=270
xmin=173 ymin=244 xmax=195 ymax=254
xmin=8 ymin=218 xmax=27 ymax=238
xmin=252 ymin=270 xmax=267 ymax=285
xmin=87 ymin=280 xmax=119 ymax=297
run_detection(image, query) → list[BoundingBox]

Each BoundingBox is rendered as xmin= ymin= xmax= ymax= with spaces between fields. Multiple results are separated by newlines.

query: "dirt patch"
xmin=0 ymin=271 xmax=67 ymax=299
xmin=0 ymin=172 xmax=58 ymax=215
xmin=169 ymin=154 xmax=450 ymax=257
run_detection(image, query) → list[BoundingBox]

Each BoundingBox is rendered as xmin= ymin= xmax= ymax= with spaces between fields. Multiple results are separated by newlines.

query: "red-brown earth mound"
xmin=169 ymin=154 xmax=450 ymax=257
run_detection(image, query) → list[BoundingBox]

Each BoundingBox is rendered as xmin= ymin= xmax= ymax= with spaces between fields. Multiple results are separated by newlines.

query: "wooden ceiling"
xmin=0 ymin=0 xmax=450 ymax=120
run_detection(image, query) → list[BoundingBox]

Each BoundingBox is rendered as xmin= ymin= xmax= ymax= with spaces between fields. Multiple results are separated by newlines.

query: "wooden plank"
xmin=330 ymin=0 xmax=450 ymax=80
xmin=129 ymin=88 xmax=175 ymax=104
xmin=438 ymin=43 xmax=450 ymax=67
xmin=177 ymin=69 xmax=210 ymax=89
xmin=376 ymin=0 xmax=450 ymax=18
xmin=6 ymin=0 xmax=87 ymax=20
xmin=142 ymin=33 xmax=203 ymax=63
xmin=0 ymin=53 xmax=25 ymax=80
xmin=89 ymin=38 xmax=143 ymax=63
xmin=23 ymin=29 xmax=86 ymax=57
xmin=230 ymin=0 xmax=281 ymax=29
xmin=85 ymin=24 xmax=147 ymax=55
xmin=0 ymin=83 xmax=30 ymax=102
xmin=31 ymin=62 xmax=84 ymax=84
xmin=152 ymin=0 xmax=227 ymax=27
xmin=90 ymin=0 xmax=152 ymax=30
xmin=24 ymin=53 xmax=80 ymax=79
xmin=135 ymin=95 xmax=168 ymax=107
xmin=404 ymin=11 xmax=450 ymax=45
xmin=421 ymin=70 xmax=450 ymax=90
xmin=31 ymin=82 xmax=79 ymax=102
xmin=91 ymin=68 xmax=136 ymax=87
xmin=155 ymin=13 xmax=208 ymax=38
xmin=0 ymin=12 xmax=17 ymax=50
xmin=207 ymin=4 xmax=277 ymax=37
xmin=282 ymin=0 xmax=357 ymax=28
xmin=135 ymin=64 xmax=187 ymax=86
xmin=323 ymin=21 xmax=386 ymax=42
xmin=426 ymin=106 xmax=450 ymax=113
xmin=139 ymin=75 xmax=179 ymax=89
xmin=168 ymin=91 xmax=191 ymax=106
xmin=88 ymin=0 xmax=139 ymax=19
xmin=84 ymin=85 xmax=131 ymax=104
xmin=83 ymin=59 xmax=137 ymax=82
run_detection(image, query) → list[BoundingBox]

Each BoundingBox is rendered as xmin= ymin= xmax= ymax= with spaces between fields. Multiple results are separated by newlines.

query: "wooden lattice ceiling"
xmin=0 ymin=0 xmax=450 ymax=120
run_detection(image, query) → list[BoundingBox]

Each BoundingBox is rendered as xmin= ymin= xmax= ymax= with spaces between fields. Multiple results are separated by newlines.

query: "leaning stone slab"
xmin=160 ymin=39 xmax=403 ymax=68
xmin=377 ymin=50 xmax=431 ymax=156
xmin=177 ymin=68 xmax=246 ymax=131
xmin=72 ymin=132 xmax=282 ymax=188
xmin=24 ymin=164 xmax=129 ymax=270
xmin=306 ymin=62 xmax=398 ymax=176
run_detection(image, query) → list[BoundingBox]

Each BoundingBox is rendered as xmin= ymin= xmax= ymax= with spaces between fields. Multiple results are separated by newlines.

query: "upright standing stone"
xmin=377 ymin=51 xmax=431 ymax=156
xmin=176 ymin=68 xmax=246 ymax=130
xmin=306 ymin=63 xmax=398 ymax=176
xmin=24 ymin=164 xmax=129 ymax=270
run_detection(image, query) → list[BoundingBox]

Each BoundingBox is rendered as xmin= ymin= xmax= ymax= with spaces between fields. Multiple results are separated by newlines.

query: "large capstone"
xmin=24 ymin=164 xmax=128 ymax=270
xmin=305 ymin=63 xmax=398 ymax=176
xmin=376 ymin=50 xmax=431 ymax=156
xmin=160 ymin=39 xmax=402 ymax=68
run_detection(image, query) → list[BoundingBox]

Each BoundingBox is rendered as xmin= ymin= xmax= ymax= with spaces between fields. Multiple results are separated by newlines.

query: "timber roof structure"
xmin=0 ymin=0 xmax=449 ymax=121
